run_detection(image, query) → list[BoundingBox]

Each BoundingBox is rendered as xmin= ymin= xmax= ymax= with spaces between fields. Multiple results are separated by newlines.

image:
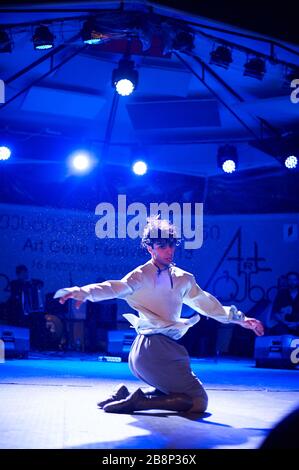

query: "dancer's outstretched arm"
xmin=54 ymin=270 xmax=143 ymax=309
xmin=183 ymin=275 xmax=264 ymax=336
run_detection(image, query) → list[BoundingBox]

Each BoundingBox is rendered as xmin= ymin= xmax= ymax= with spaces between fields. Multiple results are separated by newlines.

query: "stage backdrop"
xmin=0 ymin=203 xmax=298 ymax=320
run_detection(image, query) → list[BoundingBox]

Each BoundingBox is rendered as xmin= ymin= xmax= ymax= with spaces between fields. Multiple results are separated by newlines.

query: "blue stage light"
xmin=217 ymin=145 xmax=238 ymax=173
xmin=115 ymin=78 xmax=134 ymax=97
xmin=210 ymin=44 xmax=233 ymax=69
xmin=70 ymin=151 xmax=93 ymax=173
xmin=222 ymin=159 xmax=236 ymax=173
xmin=33 ymin=25 xmax=54 ymax=50
xmin=244 ymin=56 xmax=266 ymax=80
xmin=0 ymin=146 xmax=11 ymax=160
xmin=81 ymin=18 xmax=103 ymax=45
xmin=284 ymin=155 xmax=298 ymax=169
xmin=112 ymin=59 xmax=138 ymax=96
xmin=132 ymin=160 xmax=147 ymax=175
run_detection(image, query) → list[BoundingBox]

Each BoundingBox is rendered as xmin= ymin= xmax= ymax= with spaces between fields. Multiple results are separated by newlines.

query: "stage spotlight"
xmin=222 ymin=159 xmax=236 ymax=173
xmin=217 ymin=145 xmax=238 ymax=173
xmin=210 ymin=44 xmax=233 ymax=69
xmin=132 ymin=160 xmax=147 ymax=175
xmin=172 ymin=30 xmax=194 ymax=52
xmin=81 ymin=18 xmax=103 ymax=45
xmin=33 ymin=25 xmax=54 ymax=50
xmin=284 ymin=155 xmax=298 ymax=169
xmin=70 ymin=151 xmax=93 ymax=173
xmin=244 ymin=56 xmax=266 ymax=80
xmin=112 ymin=59 xmax=138 ymax=96
xmin=0 ymin=146 xmax=11 ymax=161
xmin=0 ymin=29 xmax=12 ymax=53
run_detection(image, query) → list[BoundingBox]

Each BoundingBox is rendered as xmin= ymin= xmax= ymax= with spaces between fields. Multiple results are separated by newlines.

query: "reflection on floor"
xmin=0 ymin=353 xmax=298 ymax=449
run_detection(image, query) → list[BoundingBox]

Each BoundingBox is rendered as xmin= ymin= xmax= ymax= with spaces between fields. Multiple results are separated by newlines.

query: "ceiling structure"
xmin=0 ymin=1 xmax=298 ymax=213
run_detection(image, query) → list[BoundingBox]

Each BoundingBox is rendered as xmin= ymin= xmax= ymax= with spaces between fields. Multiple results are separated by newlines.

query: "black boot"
xmin=97 ymin=385 xmax=165 ymax=408
xmin=103 ymin=388 xmax=193 ymax=414
xmin=142 ymin=387 xmax=166 ymax=398
xmin=97 ymin=384 xmax=130 ymax=408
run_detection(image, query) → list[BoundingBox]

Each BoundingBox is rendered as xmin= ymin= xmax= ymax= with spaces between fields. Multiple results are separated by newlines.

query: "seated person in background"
xmin=268 ymin=272 xmax=299 ymax=336
xmin=8 ymin=265 xmax=44 ymax=327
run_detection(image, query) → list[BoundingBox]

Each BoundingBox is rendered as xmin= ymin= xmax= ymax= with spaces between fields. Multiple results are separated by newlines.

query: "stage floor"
xmin=0 ymin=353 xmax=298 ymax=449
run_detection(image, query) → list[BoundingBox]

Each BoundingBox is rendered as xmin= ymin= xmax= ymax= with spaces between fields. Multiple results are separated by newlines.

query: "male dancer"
xmin=55 ymin=218 xmax=264 ymax=414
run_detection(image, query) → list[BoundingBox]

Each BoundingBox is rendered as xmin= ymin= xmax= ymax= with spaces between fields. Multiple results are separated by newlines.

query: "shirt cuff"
xmin=227 ymin=305 xmax=245 ymax=322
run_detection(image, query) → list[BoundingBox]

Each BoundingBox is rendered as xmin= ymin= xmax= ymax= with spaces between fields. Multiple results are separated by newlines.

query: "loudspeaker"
xmin=107 ymin=330 xmax=136 ymax=359
xmin=0 ymin=325 xmax=30 ymax=358
xmin=254 ymin=335 xmax=299 ymax=369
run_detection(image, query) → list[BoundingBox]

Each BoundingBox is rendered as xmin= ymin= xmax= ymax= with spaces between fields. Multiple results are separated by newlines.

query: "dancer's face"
xmin=148 ymin=241 xmax=176 ymax=267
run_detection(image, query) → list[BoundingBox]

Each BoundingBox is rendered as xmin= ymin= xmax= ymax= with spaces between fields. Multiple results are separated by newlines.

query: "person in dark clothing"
xmin=8 ymin=265 xmax=30 ymax=326
xmin=269 ymin=272 xmax=299 ymax=335
xmin=8 ymin=265 xmax=44 ymax=348
xmin=8 ymin=265 xmax=44 ymax=325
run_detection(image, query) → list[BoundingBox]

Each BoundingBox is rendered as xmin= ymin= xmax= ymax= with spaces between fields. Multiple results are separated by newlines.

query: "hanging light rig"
xmin=217 ymin=144 xmax=238 ymax=173
xmin=112 ymin=39 xmax=138 ymax=96
xmin=32 ymin=25 xmax=54 ymax=50
xmin=0 ymin=29 xmax=12 ymax=53
xmin=81 ymin=17 xmax=105 ymax=45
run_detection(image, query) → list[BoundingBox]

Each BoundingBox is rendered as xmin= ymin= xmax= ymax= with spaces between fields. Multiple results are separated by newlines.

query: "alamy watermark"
xmin=94 ymin=195 xmax=203 ymax=249
xmin=0 ymin=339 xmax=4 ymax=363
xmin=290 ymin=338 xmax=299 ymax=364
xmin=290 ymin=79 xmax=299 ymax=104
xmin=0 ymin=79 xmax=4 ymax=104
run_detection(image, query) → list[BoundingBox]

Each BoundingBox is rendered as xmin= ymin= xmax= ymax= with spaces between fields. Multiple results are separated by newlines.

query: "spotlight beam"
xmin=132 ymin=161 xmax=147 ymax=175
xmin=70 ymin=151 xmax=93 ymax=172
xmin=0 ymin=146 xmax=11 ymax=160
xmin=285 ymin=155 xmax=298 ymax=169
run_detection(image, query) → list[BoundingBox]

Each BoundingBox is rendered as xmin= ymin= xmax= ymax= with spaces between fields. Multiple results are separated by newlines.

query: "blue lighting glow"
xmin=35 ymin=44 xmax=53 ymax=50
xmin=115 ymin=79 xmax=134 ymax=96
xmin=222 ymin=159 xmax=236 ymax=173
xmin=70 ymin=151 xmax=93 ymax=173
xmin=83 ymin=38 xmax=102 ymax=45
xmin=132 ymin=160 xmax=147 ymax=175
xmin=0 ymin=146 xmax=11 ymax=161
xmin=33 ymin=26 xmax=54 ymax=51
xmin=285 ymin=155 xmax=298 ymax=169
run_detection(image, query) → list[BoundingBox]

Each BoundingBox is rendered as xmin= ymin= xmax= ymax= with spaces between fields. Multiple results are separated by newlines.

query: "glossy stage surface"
xmin=0 ymin=353 xmax=298 ymax=449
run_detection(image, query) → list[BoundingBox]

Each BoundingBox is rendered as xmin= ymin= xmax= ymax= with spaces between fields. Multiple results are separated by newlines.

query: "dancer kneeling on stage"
xmin=54 ymin=218 xmax=264 ymax=414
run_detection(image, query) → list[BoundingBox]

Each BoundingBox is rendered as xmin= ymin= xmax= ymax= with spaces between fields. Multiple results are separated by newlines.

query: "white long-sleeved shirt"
xmin=54 ymin=260 xmax=236 ymax=340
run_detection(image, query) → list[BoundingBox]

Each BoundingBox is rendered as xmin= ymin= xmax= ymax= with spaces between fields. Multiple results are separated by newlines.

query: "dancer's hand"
xmin=54 ymin=287 xmax=85 ymax=309
xmin=239 ymin=317 xmax=264 ymax=336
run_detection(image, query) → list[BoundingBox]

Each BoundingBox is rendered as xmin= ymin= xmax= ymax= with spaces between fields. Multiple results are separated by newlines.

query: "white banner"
xmin=0 ymin=203 xmax=298 ymax=317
